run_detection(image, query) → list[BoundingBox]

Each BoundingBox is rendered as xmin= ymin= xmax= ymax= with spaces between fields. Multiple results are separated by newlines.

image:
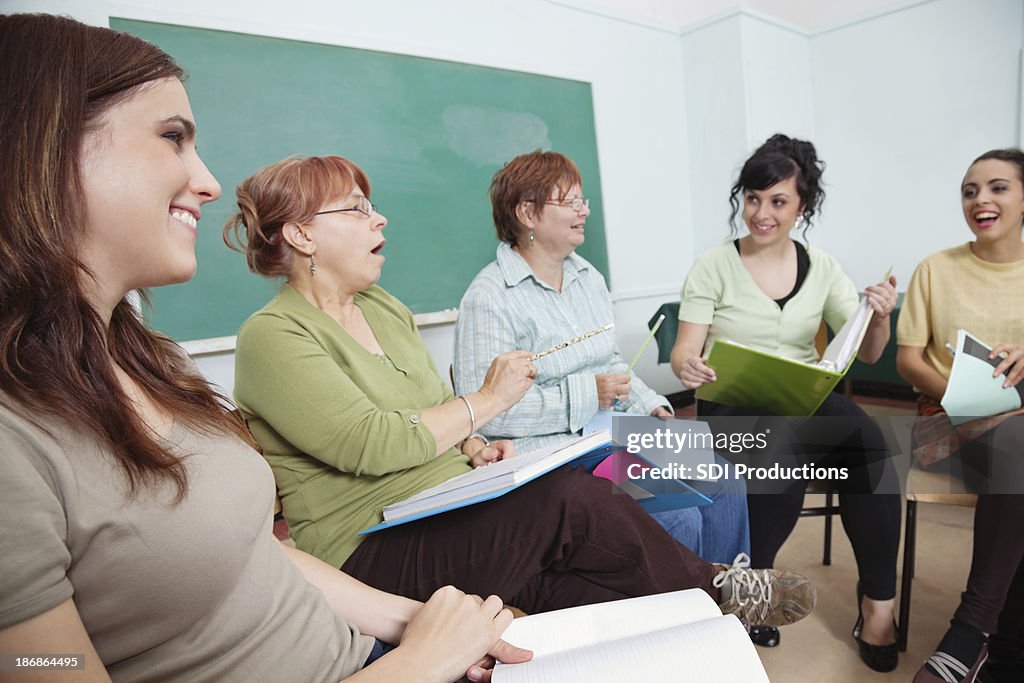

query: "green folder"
xmin=696 ymin=297 xmax=875 ymax=416
xmin=695 ymin=340 xmax=851 ymax=416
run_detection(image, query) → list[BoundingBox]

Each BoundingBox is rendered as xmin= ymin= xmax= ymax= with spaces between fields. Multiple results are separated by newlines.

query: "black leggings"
xmin=936 ymin=416 xmax=1024 ymax=636
xmin=699 ymin=392 xmax=902 ymax=600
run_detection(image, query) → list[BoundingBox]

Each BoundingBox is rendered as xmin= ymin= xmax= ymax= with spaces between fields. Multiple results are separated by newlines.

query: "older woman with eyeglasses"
xmin=452 ymin=150 xmax=751 ymax=567
xmin=226 ymin=154 xmax=816 ymax=630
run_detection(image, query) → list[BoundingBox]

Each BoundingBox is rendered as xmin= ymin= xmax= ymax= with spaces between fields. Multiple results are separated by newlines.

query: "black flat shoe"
xmin=853 ymin=582 xmax=899 ymax=673
xmin=749 ymin=625 xmax=780 ymax=648
xmin=855 ymin=627 xmax=900 ymax=672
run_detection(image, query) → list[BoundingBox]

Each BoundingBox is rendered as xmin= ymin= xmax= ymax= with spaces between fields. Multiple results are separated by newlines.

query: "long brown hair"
xmin=0 ymin=14 xmax=251 ymax=500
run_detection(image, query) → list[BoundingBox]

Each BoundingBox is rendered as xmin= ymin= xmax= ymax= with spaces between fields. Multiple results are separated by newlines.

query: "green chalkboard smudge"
xmin=442 ymin=105 xmax=551 ymax=166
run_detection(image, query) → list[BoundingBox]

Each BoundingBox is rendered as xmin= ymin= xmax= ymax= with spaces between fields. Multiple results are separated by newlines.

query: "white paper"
xmin=497 ymin=589 xmax=720 ymax=658
xmin=941 ymin=329 xmax=1023 ymax=424
xmin=382 ymin=431 xmax=610 ymax=520
xmin=819 ymin=297 xmax=873 ymax=371
xmin=493 ymin=609 xmax=768 ymax=683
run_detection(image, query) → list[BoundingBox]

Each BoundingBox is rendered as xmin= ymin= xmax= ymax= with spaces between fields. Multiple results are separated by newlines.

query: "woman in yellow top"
xmin=897 ymin=148 xmax=1024 ymax=683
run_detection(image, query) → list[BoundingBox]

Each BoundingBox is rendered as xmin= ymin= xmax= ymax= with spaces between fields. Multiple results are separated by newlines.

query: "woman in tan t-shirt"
xmin=0 ymin=13 xmax=528 ymax=682
xmin=897 ymin=148 xmax=1024 ymax=683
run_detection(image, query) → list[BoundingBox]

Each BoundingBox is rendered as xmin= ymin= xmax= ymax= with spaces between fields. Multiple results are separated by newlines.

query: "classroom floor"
xmin=758 ymin=494 xmax=973 ymax=681
xmin=675 ymin=394 xmax=976 ymax=681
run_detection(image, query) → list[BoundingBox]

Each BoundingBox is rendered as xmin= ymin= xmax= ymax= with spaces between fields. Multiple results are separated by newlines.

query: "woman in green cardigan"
xmin=224 ymin=154 xmax=816 ymax=626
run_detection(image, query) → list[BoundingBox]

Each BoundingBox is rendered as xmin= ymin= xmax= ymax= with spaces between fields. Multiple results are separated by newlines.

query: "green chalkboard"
xmin=111 ymin=19 xmax=608 ymax=342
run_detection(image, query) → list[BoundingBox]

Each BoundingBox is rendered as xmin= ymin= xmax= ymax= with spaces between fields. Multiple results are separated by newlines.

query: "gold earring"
xmin=309 ymin=254 xmax=317 ymax=276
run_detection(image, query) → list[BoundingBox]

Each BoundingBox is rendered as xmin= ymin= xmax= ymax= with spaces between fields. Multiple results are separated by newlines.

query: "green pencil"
xmin=626 ymin=314 xmax=666 ymax=373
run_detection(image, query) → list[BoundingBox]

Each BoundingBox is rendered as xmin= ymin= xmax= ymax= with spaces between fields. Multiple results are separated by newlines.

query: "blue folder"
xmin=360 ymin=442 xmax=620 ymax=534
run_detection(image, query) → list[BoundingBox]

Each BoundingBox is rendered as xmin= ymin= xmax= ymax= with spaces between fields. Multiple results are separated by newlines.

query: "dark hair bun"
xmin=759 ymin=134 xmax=824 ymax=189
xmin=727 ymin=133 xmax=826 ymax=237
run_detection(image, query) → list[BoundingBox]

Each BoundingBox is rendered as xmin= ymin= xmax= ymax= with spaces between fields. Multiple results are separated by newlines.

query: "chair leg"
xmin=823 ymin=489 xmax=835 ymax=566
xmin=898 ymin=499 xmax=917 ymax=652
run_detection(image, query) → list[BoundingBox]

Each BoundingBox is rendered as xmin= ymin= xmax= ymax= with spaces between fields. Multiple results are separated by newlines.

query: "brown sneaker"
xmin=712 ymin=553 xmax=816 ymax=627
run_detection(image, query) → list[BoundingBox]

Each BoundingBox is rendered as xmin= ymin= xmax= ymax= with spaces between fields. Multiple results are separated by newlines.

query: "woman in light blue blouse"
xmin=453 ymin=150 xmax=749 ymax=567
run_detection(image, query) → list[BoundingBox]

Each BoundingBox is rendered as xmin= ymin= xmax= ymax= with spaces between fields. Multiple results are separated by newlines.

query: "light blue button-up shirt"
xmin=453 ymin=243 xmax=670 ymax=453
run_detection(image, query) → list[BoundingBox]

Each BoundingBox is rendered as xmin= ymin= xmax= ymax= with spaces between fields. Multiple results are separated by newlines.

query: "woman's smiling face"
xmin=742 ymin=175 xmax=803 ymax=245
xmin=961 ymin=158 xmax=1024 ymax=245
xmin=77 ymin=77 xmax=220 ymax=302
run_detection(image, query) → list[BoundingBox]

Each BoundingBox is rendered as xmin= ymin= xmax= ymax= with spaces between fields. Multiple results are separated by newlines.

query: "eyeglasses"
xmin=314 ymin=196 xmax=376 ymax=219
xmin=544 ymin=197 xmax=589 ymax=212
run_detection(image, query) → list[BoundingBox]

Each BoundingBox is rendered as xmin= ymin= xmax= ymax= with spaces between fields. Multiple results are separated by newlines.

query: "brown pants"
xmin=342 ymin=466 xmax=716 ymax=614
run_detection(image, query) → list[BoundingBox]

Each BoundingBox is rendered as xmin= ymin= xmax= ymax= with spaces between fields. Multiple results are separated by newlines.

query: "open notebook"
xmin=492 ymin=589 xmax=769 ymax=682
xmin=941 ymin=329 xmax=1024 ymax=425
xmin=696 ymin=296 xmax=874 ymax=416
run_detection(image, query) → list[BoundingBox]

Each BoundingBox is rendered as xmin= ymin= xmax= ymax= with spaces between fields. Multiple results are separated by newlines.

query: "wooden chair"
xmin=896 ymin=467 xmax=977 ymax=651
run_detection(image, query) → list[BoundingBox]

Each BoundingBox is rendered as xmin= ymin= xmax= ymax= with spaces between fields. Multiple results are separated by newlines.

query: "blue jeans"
xmin=650 ymin=452 xmax=750 ymax=564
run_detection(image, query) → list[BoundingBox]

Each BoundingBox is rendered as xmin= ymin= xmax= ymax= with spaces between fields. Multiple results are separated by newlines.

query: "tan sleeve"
xmin=896 ymin=259 xmax=933 ymax=348
xmin=0 ymin=421 xmax=74 ymax=629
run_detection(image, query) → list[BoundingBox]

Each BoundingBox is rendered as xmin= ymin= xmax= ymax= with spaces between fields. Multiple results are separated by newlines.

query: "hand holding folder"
xmin=694 ymin=267 xmax=892 ymax=416
xmin=941 ymin=329 xmax=1024 ymax=424
xmin=697 ymin=296 xmax=876 ymax=416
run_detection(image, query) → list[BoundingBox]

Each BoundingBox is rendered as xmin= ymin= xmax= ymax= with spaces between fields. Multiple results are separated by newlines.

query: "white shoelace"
xmin=712 ymin=552 xmax=774 ymax=623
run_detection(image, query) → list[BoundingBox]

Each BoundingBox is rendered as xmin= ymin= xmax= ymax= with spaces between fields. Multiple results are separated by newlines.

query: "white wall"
xmin=678 ymin=0 xmax=1024 ymax=297
xmin=555 ymin=0 xmax=940 ymax=33
xmin=810 ymin=0 xmax=1024 ymax=289
xmin=680 ymin=15 xmax=748 ymax=258
xmin=6 ymin=0 xmax=1023 ymax=398
xmin=678 ymin=11 xmax=816 ymax=260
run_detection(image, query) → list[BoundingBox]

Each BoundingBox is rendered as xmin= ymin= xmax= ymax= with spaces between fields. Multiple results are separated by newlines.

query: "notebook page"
xmin=941 ymin=329 xmax=1024 ymax=422
xmin=819 ymin=297 xmax=872 ymax=371
xmin=498 ymin=589 xmax=720 ymax=658
xmin=493 ymin=615 xmax=768 ymax=683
